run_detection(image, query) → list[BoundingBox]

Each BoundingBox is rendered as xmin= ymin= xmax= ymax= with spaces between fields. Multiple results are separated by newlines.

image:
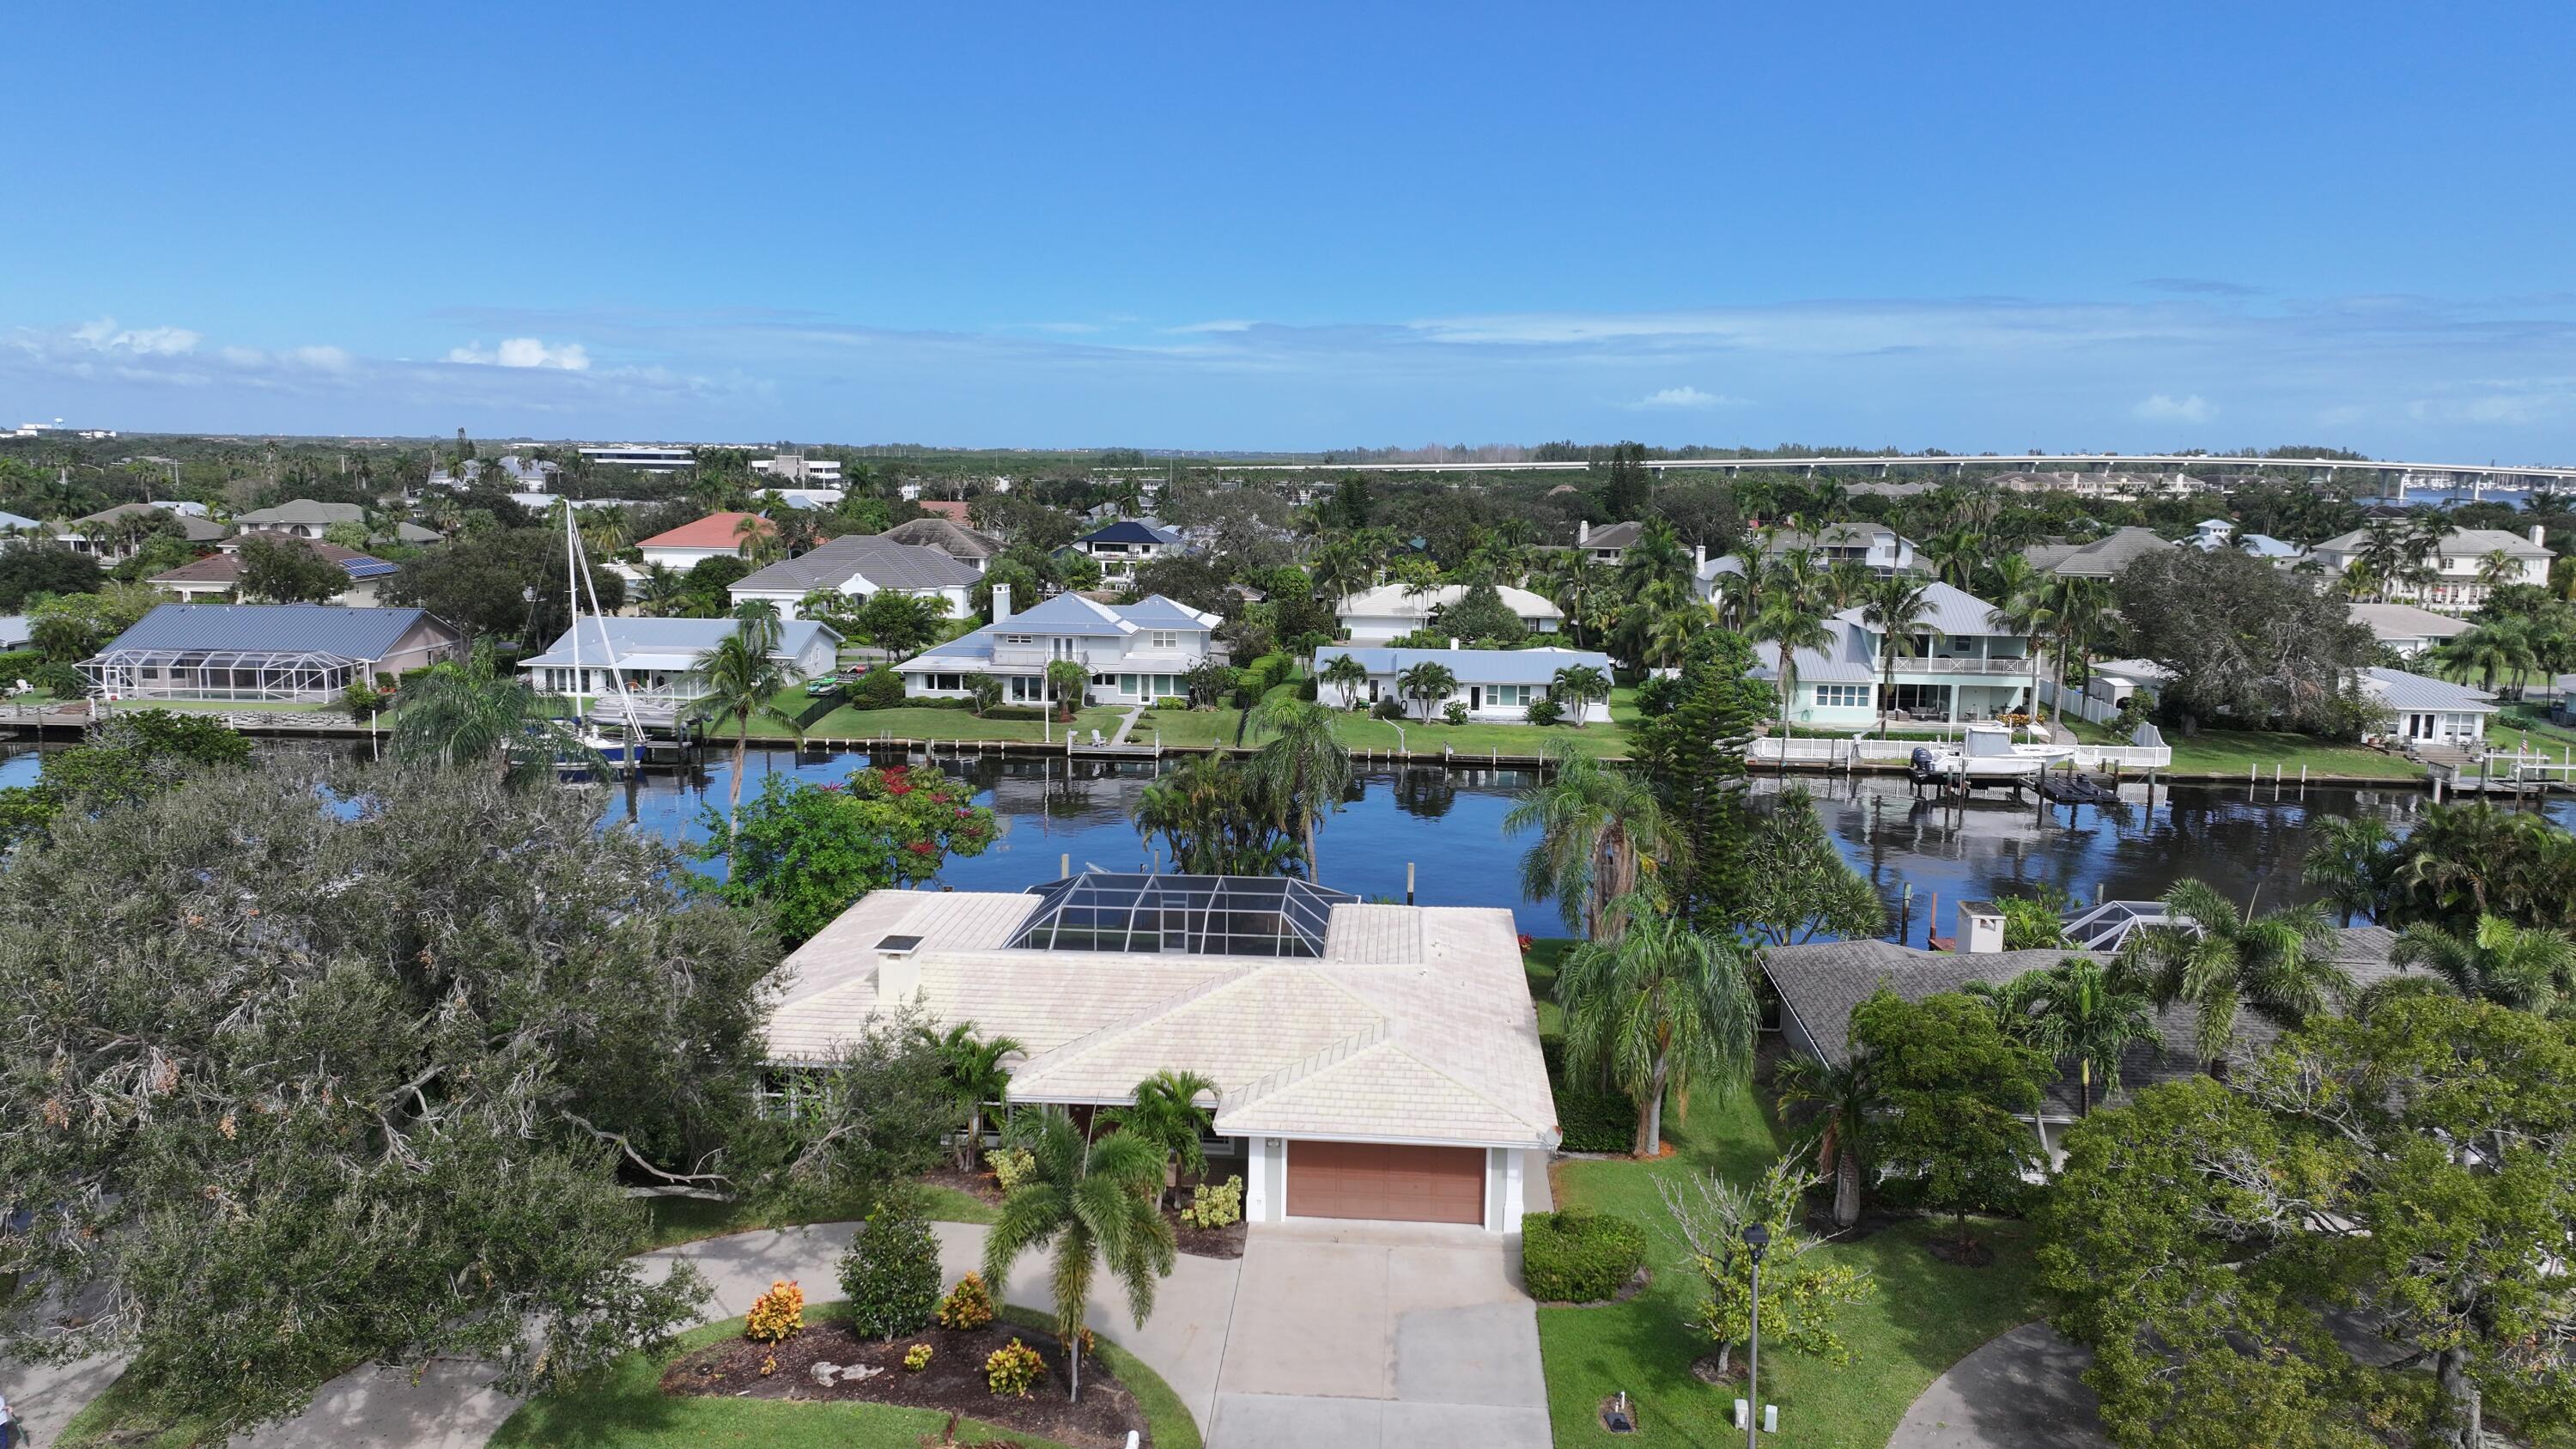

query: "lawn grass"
xmin=2069 ymin=719 xmax=2425 ymax=781
xmin=53 ymin=1378 xmax=226 ymax=1449
xmin=2494 ymin=703 xmax=2576 ymax=757
xmin=1135 ymin=687 xmax=1641 ymax=759
xmin=1527 ymin=937 xmax=2044 ymax=1448
xmin=638 ymin=1182 xmax=997 ymax=1251
xmin=770 ymin=703 xmax=1131 ymax=745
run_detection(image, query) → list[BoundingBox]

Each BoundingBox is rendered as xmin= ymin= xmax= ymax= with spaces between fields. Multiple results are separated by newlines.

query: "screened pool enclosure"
xmin=1005 ymin=872 xmax=1355 ymax=958
xmin=84 ymin=646 xmax=367 ymax=703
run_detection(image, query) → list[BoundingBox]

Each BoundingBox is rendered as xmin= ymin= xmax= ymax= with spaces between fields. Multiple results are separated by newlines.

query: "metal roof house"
xmin=2358 ymin=666 xmax=2494 ymax=747
xmin=1068 ymin=518 xmax=1187 ymax=582
xmin=83 ymin=604 xmax=463 ymax=703
xmin=1751 ymin=579 xmax=2044 ymax=728
xmin=727 ymin=533 xmax=981 ymax=620
xmin=519 ymin=616 xmax=840 ymax=726
xmin=766 ymin=873 xmax=1558 ymax=1230
xmin=1315 ymin=644 xmax=1613 ymax=722
xmin=1335 ymin=582 xmax=1564 ymax=644
xmin=2349 ymin=602 xmax=2473 ymax=658
xmin=2021 ymin=527 xmax=2176 ymax=579
xmin=896 ymin=585 xmax=1219 ymax=709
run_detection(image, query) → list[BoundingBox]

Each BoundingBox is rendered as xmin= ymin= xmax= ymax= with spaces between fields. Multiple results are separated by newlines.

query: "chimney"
xmin=1577 ymin=520 xmax=1589 ymax=545
xmin=992 ymin=583 xmax=1012 ymax=621
xmin=1449 ymin=636 xmax=1461 ymax=651
xmin=1694 ymin=543 xmax=1706 ymax=570
xmin=873 ymin=934 xmax=924 ymax=1008
xmin=2533 ymin=524 xmax=2548 ymax=549
xmin=1959 ymin=901 xmax=2006 ymax=954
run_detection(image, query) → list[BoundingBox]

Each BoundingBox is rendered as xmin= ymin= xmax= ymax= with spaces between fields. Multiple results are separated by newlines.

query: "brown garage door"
xmin=1285 ymin=1141 xmax=1485 ymax=1224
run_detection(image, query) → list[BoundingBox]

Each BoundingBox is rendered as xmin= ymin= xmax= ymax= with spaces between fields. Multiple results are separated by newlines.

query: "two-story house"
xmin=1572 ymin=520 xmax=1644 ymax=565
xmin=518 ymin=616 xmax=841 ymax=728
xmin=234 ymin=499 xmax=367 ymax=539
xmin=896 ymin=586 xmax=1220 ymax=707
xmin=1066 ymin=519 xmax=1188 ymax=583
xmin=2308 ymin=525 xmax=2553 ymax=612
xmin=1760 ymin=522 xmax=1918 ymax=573
xmin=634 ymin=511 xmax=775 ymax=571
xmin=1750 ymin=579 xmax=2041 ymax=727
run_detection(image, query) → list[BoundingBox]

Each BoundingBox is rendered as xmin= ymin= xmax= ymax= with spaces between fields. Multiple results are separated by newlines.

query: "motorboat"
xmin=1908 ymin=721 xmax=2076 ymax=781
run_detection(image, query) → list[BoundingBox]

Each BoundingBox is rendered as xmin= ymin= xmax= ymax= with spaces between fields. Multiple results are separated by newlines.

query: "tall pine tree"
xmin=1601 ymin=441 xmax=1652 ymax=520
xmin=1632 ymin=628 xmax=1769 ymax=928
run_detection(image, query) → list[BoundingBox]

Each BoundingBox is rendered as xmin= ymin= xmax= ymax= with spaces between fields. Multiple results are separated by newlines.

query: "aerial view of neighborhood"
xmin=3 ymin=7 xmax=2570 ymax=1449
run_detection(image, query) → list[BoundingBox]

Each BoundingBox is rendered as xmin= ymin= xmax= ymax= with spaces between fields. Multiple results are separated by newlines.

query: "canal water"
xmin=0 ymin=741 xmax=2544 ymax=941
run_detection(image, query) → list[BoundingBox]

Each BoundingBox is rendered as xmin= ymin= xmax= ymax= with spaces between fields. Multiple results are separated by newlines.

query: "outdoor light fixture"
xmin=1744 ymin=1222 xmax=1771 ymax=1447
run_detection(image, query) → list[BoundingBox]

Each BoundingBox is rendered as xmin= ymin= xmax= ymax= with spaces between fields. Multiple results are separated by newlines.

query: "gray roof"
xmin=2313 ymin=526 xmax=2550 ymax=558
xmin=1316 ymin=645 xmax=1613 ymax=685
xmin=904 ymin=593 xmax=1216 ymax=667
xmin=1765 ymin=927 xmax=2400 ymax=1116
xmin=2024 ymin=527 xmax=2174 ymax=577
xmin=731 ymin=534 xmax=981 ymax=594
xmin=0 ymin=510 xmax=40 ymax=532
xmin=1834 ymin=579 xmax=2008 ymax=638
xmin=236 ymin=499 xmax=368 ymax=527
xmin=1764 ymin=522 xmax=1910 ymax=554
xmin=881 ymin=517 xmax=1002 ymax=559
xmin=519 ymin=616 xmax=836 ymax=669
xmin=394 ymin=521 xmax=442 ymax=545
xmin=2360 ymin=667 xmax=2495 ymax=713
xmin=71 ymin=503 xmax=227 ymax=541
xmin=0 ymin=615 xmax=29 ymax=649
xmin=1582 ymin=521 xmax=1646 ymax=550
xmin=2348 ymin=602 xmax=2472 ymax=643
xmin=91 ymin=604 xmax=445 ymax=661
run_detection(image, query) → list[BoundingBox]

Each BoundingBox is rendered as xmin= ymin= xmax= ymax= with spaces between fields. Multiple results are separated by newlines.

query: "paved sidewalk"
xmin=1887 ymin=1319 xmax=2110 ymax=1448
xmin=2 ymin=1346 xmax=125 ymax=1446
xmin=1109 ymin=704 xmax=1145 ymax=746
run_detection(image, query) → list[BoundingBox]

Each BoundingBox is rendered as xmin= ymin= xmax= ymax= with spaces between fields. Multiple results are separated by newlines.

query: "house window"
xmin=1053 ymin=637 xmax=1079 ymax=661
xmin=1003 ymin=635 xmax=1034 ymax=646
xmin=1813 ymin=684 xmax=1870 ymax=709
xmin=1151 ymin=631 xmax=1179 ymax=651
xmin=1010 ymin=675 xmax=1045 ymax=703
xmin=1487 ymin=684 xmax=1531 ymax=707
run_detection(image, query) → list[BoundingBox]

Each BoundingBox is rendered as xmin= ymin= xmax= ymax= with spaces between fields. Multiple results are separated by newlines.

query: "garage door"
xmin=1285 ymin=1141 xmax=1485 ymax=1224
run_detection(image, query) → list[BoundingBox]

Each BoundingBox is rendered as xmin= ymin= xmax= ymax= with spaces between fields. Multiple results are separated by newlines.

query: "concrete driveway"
xmin=1208 ymin=1220 xmax=1551 ymax=1449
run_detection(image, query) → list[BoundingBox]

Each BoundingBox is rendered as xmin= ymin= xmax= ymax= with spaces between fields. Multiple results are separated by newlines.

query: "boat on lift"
xmin=1908 ymin=721 xmax=2076 ymax=782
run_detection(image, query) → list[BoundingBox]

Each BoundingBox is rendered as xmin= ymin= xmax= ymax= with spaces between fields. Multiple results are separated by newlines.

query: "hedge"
xmin=1521 ymin=1209 xmax=1647 ymax=1304
xmin=1542 ymin=1039 xmax=1637 ymax=1154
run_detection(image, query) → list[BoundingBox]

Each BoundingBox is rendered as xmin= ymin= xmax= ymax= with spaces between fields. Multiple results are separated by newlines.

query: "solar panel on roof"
xmin=1007 ymin=872 xmax=1355 ymax=958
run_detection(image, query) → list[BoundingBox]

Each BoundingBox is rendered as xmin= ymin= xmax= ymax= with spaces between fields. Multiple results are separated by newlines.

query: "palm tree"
xmin=1546 ymin=552 xmax=1611 ymax=647
xmin=1773 ymin=1053 xmax=1875 ymax=1229
xmin=983 ymin=1107 xmax=1177 ymax=1404
xmin=928 ymin=1024 xmax=1024 ymax=1171
xmin=1554 ymin=905 xmax=1758 ymax=1156
xmin=2431 ymin=620 xmax=2537 ymax=693
xmin=1245 ymin=697 xmax=1352 ymax=883
xmin=1101 ymin=1069 xmax=1218 ymax=1209
xmin=1978 ymin=959 xmax=2160 ymax=1117
xmin=636 ymin=562 xmax=685 ymax=618
xmin=1044 ymin=657 xmax=1090 ymax=721
xmin=1923 ymin=527 xmax=1982 ymax=590
xmin=734 ymin=511 xmax=781 ymax=565
xmin=2391 ymin=914 xmax=2576 ymax=1014
xmin=2302 ymin=816 xmax=2399 ymax=926
xmin=1319 ymin=653 xmax=1371 ymax=711
xmin=1549 ymin=663 xmax=1611 ymax=728
xmin=2039 ymin=575 xmax=2111 ymax=721
xmin=1985 ymin=569 xmax=2055 ymax=721
xmin=1397 ymin=660 xmax=1456 ymax=721
xmin=1504 ymin=746 xmax=1688 ymax=941
xmin=1753 ymin=593 xmax=1833 ymax=738
xmin=2117 ymin=879 xmax=2351 ymax=1072
xmin=392 ymin=642 xmax=600 ymax=788
xmin=1859 ymin=574 xmax=1935 ymax=733
xmin=2476 ymin=547 xmax=2522 ymax=594
xmin=686 ymin=603 xmax=803 ymax=836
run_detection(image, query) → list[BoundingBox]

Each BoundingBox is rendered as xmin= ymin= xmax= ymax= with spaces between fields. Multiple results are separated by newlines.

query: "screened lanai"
xmin=1005 ymin=872 xmax=1356 ymax=958
xmin=85 ymin=646 xmax=364 ymax=703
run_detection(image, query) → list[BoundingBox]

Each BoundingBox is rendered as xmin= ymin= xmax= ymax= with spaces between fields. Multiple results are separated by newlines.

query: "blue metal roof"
xmin=1318 ymin=645 xmax=1613 ymax=686
xmin=95 ymin=604 xmax=441 ymax=661
xmin=520 ymin=616 xmax=836 ymax=668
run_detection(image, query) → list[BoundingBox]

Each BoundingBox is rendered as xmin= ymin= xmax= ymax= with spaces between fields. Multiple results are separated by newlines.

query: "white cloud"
xmin=69 ymin=318 xmax=200 ymax=356
xmin=445 ymin=337 xmax=592 ymax=370
xmin=1169 ymin=319 xmax=1257 ymax=334
xmin=2133 ymin=393 xmax=2215 ymax=423
xmin=288 ymin=344 xmax=354 ymax=371
xmin=1626 ymin=385 xmax=1746 ymax=411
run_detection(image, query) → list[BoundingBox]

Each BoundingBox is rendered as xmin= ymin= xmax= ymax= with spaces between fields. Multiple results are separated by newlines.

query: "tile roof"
xmin=151 ymin=535 xmax=395 ymax=585
xmin=235 ymin=499 xmax=365 ymax=527
xmin=1334 ymin=582 xmax=1564 ymax=622
xmin=2348 ymin=602 xmax=2473 ymax=643
xmin=637 ymin=511 xmax=773 ymax=551
xmin=881 ymin=517 xmax=1003 ymax=558
xmin=765 ymin=889 xmax=1557 ymax=1149
xmin=1316 ymin=644 xmax=1612 ymax=685
xmin=91 ymin=603 xmax=443 ymax=661
xmin=914 ymin=500 xmax=973 ymax=524
xmin=731 ymin=534 xmax=980 ymax=594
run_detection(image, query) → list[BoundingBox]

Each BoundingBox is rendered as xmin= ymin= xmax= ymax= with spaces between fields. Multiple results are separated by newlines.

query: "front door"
xmin=1469 ymin=686 xmax=1482 ymax=711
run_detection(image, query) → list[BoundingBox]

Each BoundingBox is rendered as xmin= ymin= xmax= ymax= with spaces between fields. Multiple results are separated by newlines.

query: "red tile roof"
xmin=638 ymin=511 xmax=774 ymax=551
xmin=914 ymin=500 xmax=972 ymax=524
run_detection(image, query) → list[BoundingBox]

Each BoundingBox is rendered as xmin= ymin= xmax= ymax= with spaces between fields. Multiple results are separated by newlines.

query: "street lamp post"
xmin=1744 ymin=1221 xmax=1770 ymax=1448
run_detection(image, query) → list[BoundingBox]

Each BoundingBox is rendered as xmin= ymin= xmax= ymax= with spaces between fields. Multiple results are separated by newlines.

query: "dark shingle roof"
xmin=94 ymin=604 xmax=443 ymax=661
xmin=731 ymin=534 xmax=980 ymax=594
xmin=881 ymin=517 xmax=1002 ymax=559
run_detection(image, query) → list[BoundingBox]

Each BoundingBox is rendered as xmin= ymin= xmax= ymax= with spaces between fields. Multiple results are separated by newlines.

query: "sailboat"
xmin=560 ymin=504 xmax=647 ymax=775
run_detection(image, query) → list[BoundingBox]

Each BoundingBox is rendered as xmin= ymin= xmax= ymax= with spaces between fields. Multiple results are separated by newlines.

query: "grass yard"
xmin=2494 ymin=703 xmax=2576 ymax=757
xmin=489 ymin=1302 xmax=1200 ymax=1449
xmin=2069 ymin=719 xmax=2426 ymax=781
xmin=1526 ymin=939 xmax=2045 ymax=1448
xmin=1135 ymin=685 xmax=1642 ymax=759
xmin=765 ymin=703 xmax=1131 ymax=745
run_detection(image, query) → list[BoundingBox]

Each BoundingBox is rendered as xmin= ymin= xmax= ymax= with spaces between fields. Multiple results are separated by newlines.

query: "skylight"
xmin=1005 ymin=872 xmax=1354 ymax=959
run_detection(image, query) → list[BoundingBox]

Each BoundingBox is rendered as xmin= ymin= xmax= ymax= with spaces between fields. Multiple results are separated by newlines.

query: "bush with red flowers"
xmin=696 ymin=766 xmax=1001 ymax=947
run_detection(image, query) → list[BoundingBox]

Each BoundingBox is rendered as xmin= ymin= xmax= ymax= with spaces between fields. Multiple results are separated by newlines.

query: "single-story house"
xmin=2020 ymin=527 xmax=2176 ymax=580
xmin=519 ymin=616 xmax=841 ymax=724
xmin=1315 ymin=644 xmax=1614 ymax=722
xmin=1068 ymin=519 xmax=1188 ymax=582
xmin=234 ymin=499 xmax=366 ymax=539
xmin=635 ymin=511 xmax=775 ymax=570
xmin=764 ymin=873 xmax=1558 ymax=1230
xmin=82 ymin=604 xmax=463 ymax=703
xmin=393 ymin=521 xmax=444 ymax=545
xmin=2349 ymin=602 xmax=2473 ymax=658
xmin=1764 ymin=923 xmax=2399 ymax=1160
xmin=58 ymin=503 xmax=228 ymax=563
xmin=149 ymin=533 xmax=398 ymax=606
xmin=728 ymin=534 xmax=980 ymax=620
xmin=896 ymin=586 xmax=1219 ymax=708
xmin=2037 ymin=656 xmax=2173 ymax=726
xmin=2359 ymin=666 xmax=2494 ymax=747
xmin=881 ymin=517 xmax=1003 ymax=573
xmin=1336 ymin=581 xmax=1564 ymax=644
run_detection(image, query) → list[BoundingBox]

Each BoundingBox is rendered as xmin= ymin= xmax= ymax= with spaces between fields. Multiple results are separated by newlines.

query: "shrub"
xmin=903 ymin=1342 xmax=933 ymax=1372
xmin=1179 ymin=1174 xmax=1244 ymax=1229
xmin=744 ymin=1279 xmax=806 ymax=1343
xmin=935 ymin=1271 xmax=995 ymax=1330
xmin=1524 ymin=697 xmax=1564 ymax=727
xmin=1371 ymin=697 xmax=1407 ymax=721
xmin=21 ymin=661 xmax=85 ymax=697
xmin=984 ymin=1337 xmax=1046 ymax=1397
xmin=850 ymin=669 xmax=908 ymax=709
xmin=988 ymin=1146 xmax=1037 ymax=1191
xmin=339 ymin=679 xmax=391 ymax=719
xmin=1153 ymin=695 xmax=1190 ymax=710
xmin=1442 ymin=701 xmax=1469 ymax=725
xmin=838 ymin=1199 xmax=942 ymax=1341
xmin=1522 ymin=1210 xmax=1648 ymax=1303
xmin=1542 ymin=1039 xmax=1637 ymax=1153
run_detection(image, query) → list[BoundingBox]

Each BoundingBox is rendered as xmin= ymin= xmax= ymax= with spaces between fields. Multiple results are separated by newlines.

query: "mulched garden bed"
xmin=661 ymin=1317 xmax=1152 ymax=1449
xmin=1170 ymin=1209 xmax=1245 ymax=1260
xmin=920 ymin=1164 xmax=1008 ymax=1209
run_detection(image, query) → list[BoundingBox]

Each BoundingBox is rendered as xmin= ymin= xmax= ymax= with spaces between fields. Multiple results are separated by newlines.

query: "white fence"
xmin=1751 ymin=735 xmax=2173 ymax=770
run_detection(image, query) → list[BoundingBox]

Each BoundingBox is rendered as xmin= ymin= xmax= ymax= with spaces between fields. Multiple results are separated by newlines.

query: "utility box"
xmin=1959 ymin=900 xmax=2007 ymax=954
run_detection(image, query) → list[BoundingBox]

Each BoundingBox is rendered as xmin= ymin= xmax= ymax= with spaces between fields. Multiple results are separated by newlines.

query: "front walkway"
xmin=1886 ymin=1319 xmax=2110 ymax=1448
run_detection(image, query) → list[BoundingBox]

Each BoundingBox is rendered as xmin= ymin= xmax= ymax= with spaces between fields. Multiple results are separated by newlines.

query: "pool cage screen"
xmin=85 ymin=647 xmax=365 ymax=703
xmin=1007 ymin=872 xmax=1355 ymax=958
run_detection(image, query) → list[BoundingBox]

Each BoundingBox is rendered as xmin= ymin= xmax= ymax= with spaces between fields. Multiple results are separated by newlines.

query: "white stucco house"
xmin=1763 ymin=522 xmax=1918 ymax=573
xmin=519 ymin=616 xmax=840 ymax=726
xmin=633 ymin=511 xmax=775 ymax=571
xmin=763 ymin=874 xmax=1558 ymax=1231
xmin=895 ymin=586 xmax=1219 ymax=707
xmin=1753 ymin=580 xmax=2043 ymax=727
xmin=2358 ymin=667 xmax=2494 ymax=747
xmin=2308 ymin=525 xmax=2554 ymax=613
xmin=1315 ymin=644 xmax=1614 ymax=722
xmin=1068 ymin=519 xmax=1188 ymax=583
xmin=728 ymin=533 xmax=981 ymax=620
xmin=234 ymin=499 xmax=366 ymax=540
xmin=1335 ymin=581 xmax=1564 ymax=644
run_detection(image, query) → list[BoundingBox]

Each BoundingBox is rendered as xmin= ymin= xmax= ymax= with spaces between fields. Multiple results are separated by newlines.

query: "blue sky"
xmin=9 ymin=2 xmax=2576 ymax=458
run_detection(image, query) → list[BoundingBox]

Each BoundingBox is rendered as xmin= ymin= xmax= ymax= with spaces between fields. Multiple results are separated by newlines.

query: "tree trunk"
xmin=1833 ymin=1145 xmax=1862 ymax=1229
xmin=726 ymin=724 xmax=751 ymax=837
xmin=1634 ymin=1056 xmax=1668 ymax=1158
xmin=2434 ymin=1344 xmax=2479 ymax=1448
xmin=1303 ymin=815 xmax=1320 ymax=886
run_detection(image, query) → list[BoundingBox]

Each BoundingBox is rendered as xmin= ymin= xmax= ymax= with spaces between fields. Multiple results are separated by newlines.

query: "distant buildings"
xmin=577 ymin=444 xmax=695 ymax=473
xmin=750 ymin=453 xmax=843 ymax=487
xmin=2021 ymin=527 xmax=2175 ymax=580
xmin=57 ymin=503 xmax=227 ymax=563
xmin=1989 ymin=470 xmax=2217 ymax=501
xmin=82 ymin=604 xmax=462 ymax=703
